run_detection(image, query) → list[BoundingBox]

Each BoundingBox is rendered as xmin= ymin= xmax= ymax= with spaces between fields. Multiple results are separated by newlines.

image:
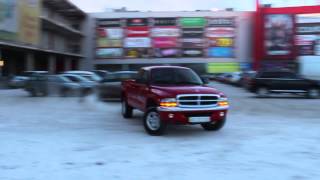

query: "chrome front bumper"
xmin=157 ymin=105 xmax=229 ymax=112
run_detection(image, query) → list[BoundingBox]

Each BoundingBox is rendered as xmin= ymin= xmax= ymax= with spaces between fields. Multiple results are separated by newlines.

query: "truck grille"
xmin=177 ymin=94 xmax=220 ymax=107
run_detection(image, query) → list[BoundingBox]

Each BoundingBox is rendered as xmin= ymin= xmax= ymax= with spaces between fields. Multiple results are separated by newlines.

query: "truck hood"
xmin=150 ymin=85 xmax=223 ymax=97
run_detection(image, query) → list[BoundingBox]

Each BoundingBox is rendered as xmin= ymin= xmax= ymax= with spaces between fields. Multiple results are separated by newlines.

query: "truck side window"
xmin=136 ymin=70 xmax=148 ymax=84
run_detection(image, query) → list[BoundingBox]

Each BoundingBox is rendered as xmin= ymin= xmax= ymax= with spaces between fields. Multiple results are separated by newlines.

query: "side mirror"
xmin=201 ymin=77 xmax=210 ymax=84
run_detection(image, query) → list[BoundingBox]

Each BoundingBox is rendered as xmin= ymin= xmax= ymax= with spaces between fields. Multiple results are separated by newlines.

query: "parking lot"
xmin=1 ymin=82 xmax=320 ymax=180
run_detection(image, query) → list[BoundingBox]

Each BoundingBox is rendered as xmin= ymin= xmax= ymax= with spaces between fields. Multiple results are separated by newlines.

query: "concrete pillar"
xmin=25 ymin=53 xmax=35 ymax=71
xmin=65 ymin=57 xmax=72 ymax=71
xmin=48 ymin=55 xmax=56 ymax=74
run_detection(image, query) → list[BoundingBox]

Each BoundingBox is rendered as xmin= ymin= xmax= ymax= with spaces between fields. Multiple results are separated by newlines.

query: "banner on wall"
xmin=180 ymin=17 xmax=206 ymax=27
xmin=182 ymin=49 xmax=204 ymax=57
xmin=206 ymin=27 xmax=235 ymax=38
xmin=207 ymin=62 xmax=240 ymax=73
xmin=0 ymin=0 xmax=41 ymax=45
xmin=97 ymin=38 xmax=122 ymax=48
xmin=154 ymin=48 xmax=180 ymax=57
xmin=97 ymin=19 xmax=122 ymax=27
xmin=152 ymin=37 xmax=178 ymax=48
xmin=124 ymin=37 xmax=151 ymax=48
xmin=96 ymin=48 xmax=123 ymax=58
xmin=208 ymin=37 xmax=234 ymax=47
xmin=182 ymin=28 xmax=204 ymax=38
xmin=207 ymin=18 xmax=235 ymax=27
xmin=97 ymin=28 xmax=123 ymax=39
xmin=126 ymin=26 xmax=149 ymax=37
xmin=181 ymin=38 xmax=205 ymax=48
xmin=126 ymin=18 xmax=148 ymax=26
xmin=264 ymin=14 xmax=294 ymax=56
xmin=154 ymin=18 xmax=177 ymax=26
xmin=208 ymin=47 xmax=234 ymax=57
xmin=125 ymin=48 xmax=151 ymax=58
xmin=151 ymin=27 xmax=180 ymax=37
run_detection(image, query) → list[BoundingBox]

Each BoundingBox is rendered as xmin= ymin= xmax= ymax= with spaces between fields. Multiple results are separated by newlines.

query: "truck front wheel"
xmin=121 ymin=98 xmax=133 ymax=118
xmin=201 ymin=118 xmax=226 ymax=131
xmin=144 ymin=108 xmax=167 ymax=136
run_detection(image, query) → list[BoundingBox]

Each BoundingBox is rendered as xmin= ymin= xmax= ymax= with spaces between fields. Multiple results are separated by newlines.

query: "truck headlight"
xmin=218 ymin=100 xmax=229 ymax=107
xmin=160 ymin=98 xmax=177 ymax=107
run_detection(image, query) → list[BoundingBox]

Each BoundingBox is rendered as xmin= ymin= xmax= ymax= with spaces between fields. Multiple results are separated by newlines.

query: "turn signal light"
xmin=218 ymin=101 xmax=229 ymax=107
xmin=160 ymin=102 xmax=178 ymax=107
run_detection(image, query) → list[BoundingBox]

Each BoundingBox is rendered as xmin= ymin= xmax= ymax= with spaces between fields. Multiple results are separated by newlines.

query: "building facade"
xmin=88 ymin=11 xmax=254 ymax=74
xmin=0 ymin=0 xmax=87 ymax=76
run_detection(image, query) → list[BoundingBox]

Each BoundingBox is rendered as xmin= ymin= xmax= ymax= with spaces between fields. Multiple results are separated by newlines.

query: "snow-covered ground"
xmin=0 ymin=83 xmax=320 ymax=180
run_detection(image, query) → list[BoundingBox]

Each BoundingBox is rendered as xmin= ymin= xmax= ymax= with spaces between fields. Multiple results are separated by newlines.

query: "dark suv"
xmin=249 ymin=71 xmax=320 ymax=98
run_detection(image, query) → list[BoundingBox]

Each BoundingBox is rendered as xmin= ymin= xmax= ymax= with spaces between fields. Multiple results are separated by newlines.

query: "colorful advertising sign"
xmin=206 ymin=27 xmax=235 ymax=38
xmin=151 ymin=27 xmax=180 ymax=37
xmin=124 ymin=37 xmax=151 ymax=48
xmin=207 ymin=18 xmax=235 ymax=27
xmin=182 ymin=28 xmax=204 ymax=38
xmin=264 ymin=14 xmax=294 ymax=56
xmin=97 ymin=28 xmax=123 ymax=39
xmin=154 ymin=48 xmax=180 ymax=58
xmin=125 ymin=48 xmax=151 ymax=58
xmin=0 ymin=0 xmax=41 ymax=45
xmin=152 ymin=37 xmax=178 ymax=48
xmin=97 ymin=19 xmax=122 ymax=27
xmin=126 ymin=26 xmax=149 ymax=37
xmin=182 ymin=49 xmax=204 ymax=57
xmin=126 ymin=18 xmax=148 ymax=26
xmin=181 ymin=38 xmax=205 ymax=48
xmin=96 ymin=48 xmax=123 ymax=59
xmin=208 ymin=47 xmax=234 ymax=57
xmin=208 ymin=37 xmax=234 ymax=47
xmin=154 ymin=18 xmax=177 ymax=26
xmin=180 ymin=17 xmax=206 ymax=27
xmin=97 ymin=39 xmax=122 ymax=48
xmin=207 ymin=62 xmax=240 ymax=73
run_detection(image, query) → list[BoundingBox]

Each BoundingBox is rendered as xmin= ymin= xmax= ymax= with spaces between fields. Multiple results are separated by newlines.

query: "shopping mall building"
xmin=0 ymin=0 xmax=88 ymax=76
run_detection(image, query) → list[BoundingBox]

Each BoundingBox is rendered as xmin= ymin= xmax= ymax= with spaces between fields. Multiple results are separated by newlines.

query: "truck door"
xmin=134 ymin=70 xmax=149 ymax=111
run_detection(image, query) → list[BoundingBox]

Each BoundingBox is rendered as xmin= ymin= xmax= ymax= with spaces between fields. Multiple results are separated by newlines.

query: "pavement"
xmin=0 ymin=82 xmax=320 ymax=180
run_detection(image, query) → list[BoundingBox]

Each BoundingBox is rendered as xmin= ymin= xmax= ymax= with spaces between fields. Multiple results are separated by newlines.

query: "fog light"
xmin=168 ymin=113 xmax=174 ymax=118
xmin=220 ymin=112 xmax=225 ymax=117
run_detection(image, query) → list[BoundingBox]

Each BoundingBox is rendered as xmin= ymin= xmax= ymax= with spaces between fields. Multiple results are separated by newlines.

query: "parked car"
xmin=240 ymin=71 xmax=257 ymax=89
xmin=122 ymin=66 xmax=229 ymax=135
xmin=97 ymin=71 xmax=137 ymax=101
xmin=249 ymin=71 xmax=320 ymax=98
xmin=92 ymin=70 xmax=110 ymax=79
xmin=24 ymin=74 xmax=80 ymax=97
xmin=228 ymin=72 xmax=243 ymax=86
xmin=8 ymin=71 xmax=48 ymax=88
xmin=63 ymin=71 xmax=102 ymax=82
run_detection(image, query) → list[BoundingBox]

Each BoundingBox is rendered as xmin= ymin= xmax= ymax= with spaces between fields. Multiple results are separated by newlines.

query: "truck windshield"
xmin=151 ymin=68 xmax=203 ymax=86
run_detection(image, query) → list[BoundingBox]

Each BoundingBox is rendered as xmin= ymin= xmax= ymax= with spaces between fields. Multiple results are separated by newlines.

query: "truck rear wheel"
xmin=201 ymin=118 xmax=226 ymax=131
xmin=121 ymin=98 xmax=133 ymax=118
xmin=144 ymin=108 xmax=167 ymax=136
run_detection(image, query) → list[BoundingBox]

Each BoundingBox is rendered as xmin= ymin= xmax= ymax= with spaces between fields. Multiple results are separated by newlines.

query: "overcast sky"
xmin=70 ymin=0 xmax=319 ymax=12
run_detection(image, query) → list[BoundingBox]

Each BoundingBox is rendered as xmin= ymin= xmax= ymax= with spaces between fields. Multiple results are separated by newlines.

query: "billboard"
xmin=182 ymin=28 xmax=204 ymax=38
xmin=207 ymin=18 xmax=235 ymax=27
xmin=154 ymin=18 xmax=177 ymax=26
xmin=181 ymin=38 xmax=205 ymax=48
xmin=206 ymin=27 xmax=235 ymax=38
xmin=126 ymin=18 xmax=149 ymax=26
xmin=180 ymin=17 xmax=206 ymax=27
xmin=0 ymin=0 xmax=41 ymax=45
xmin=97 ymin=28 xmax=123 ymax=39
xmin=154 ymin=48 xmax=180 ymax=58
xmin=182 ymin=49 xmax=204 ymax=57
xmin=125 ymin=48 xmax=151 ymax=58
xmin=152 ymin=37 xmax=178 ymax=48
xmin=97 ymin=39 xmax=122 ymax=48
xmin=208 ymin=37 xmax=234 ymax=47
xmin=126 ymin=26 xmax=149 ymax=37
xmin=96 ymin=48 xmax=123 ymax=59
xmin=296 ymin=14 xmax=320 ymax=56
xmin=207 ymin=62 xmax=240 ymax=73
xmin=124 ymin=37 xmax=151 ymax=48
xmin=208 ymin=47 xmax=234 ymax=57
xmin=97 ymin=19 xmax=122 ymax=27
xmin=264 ymin=14 xmax=294 ymax=56
xmin=151 ymin=27 xmax=180 ymax=37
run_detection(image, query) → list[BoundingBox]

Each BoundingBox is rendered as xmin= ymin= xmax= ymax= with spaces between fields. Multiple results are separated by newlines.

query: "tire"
xmin=201 ymin=118 xmax=226 ymax=131
xmin=143 ymin=108 xmax=167 ymax=136
xmin=307 ymin=88 xmax=320 ymax=99
xmin=256 ymin=87 xmax=269 ymax=98
xmin=121 ymin=98 xmax=133 ymax=118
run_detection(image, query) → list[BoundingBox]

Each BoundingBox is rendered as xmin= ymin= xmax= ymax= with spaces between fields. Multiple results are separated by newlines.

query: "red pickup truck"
xmin=121 ymin=66 xmax=229 ymax=135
